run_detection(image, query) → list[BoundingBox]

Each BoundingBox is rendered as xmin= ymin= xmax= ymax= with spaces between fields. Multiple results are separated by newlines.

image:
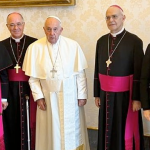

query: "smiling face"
xmin=106 ymin=6 xmax=126 ymax=33
xmin=6 ymin=13 xmax=25 ymax=39
xmin=43 ymin=17 xmax=63 ymax=44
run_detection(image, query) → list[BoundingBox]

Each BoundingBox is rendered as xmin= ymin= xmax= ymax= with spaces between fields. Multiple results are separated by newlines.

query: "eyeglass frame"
xmin=7 ymin=22 xmax=25 ymax=28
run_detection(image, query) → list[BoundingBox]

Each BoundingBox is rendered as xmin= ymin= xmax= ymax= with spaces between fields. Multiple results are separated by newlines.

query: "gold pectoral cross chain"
xmin=106 ymin=31 xmax=127 ymax=68
xmin=10 ymin=36 xmax=26 ymax=74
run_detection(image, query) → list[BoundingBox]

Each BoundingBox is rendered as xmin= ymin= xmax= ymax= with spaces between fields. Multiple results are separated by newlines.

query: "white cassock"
xmin=23 ymin=35 xmax=90 ymax=150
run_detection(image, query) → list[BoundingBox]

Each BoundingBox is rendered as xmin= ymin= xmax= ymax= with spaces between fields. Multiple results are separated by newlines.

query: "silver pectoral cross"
xmin=106 ymin=57 xmax=112 ymax=67
xmin=14 ymin=63 xmax=21 ymax=73
xmin=50 ymin=67 xmax=57 ymax=78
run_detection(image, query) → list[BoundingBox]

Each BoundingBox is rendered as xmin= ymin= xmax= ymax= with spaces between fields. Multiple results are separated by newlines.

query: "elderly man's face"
xmin=106 ymin=7 xmax=125 ymax=33
xmin=7 ymin=13 xmax=25 ymax=39
xmin=43 ymin=18 xmax=63 ymax=44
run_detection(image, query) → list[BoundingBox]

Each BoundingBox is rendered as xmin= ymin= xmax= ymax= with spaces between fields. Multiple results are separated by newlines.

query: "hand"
xmin=132 ymin=100 xmax=141 ymax=112
xmin=78 ymin=99 xmax=87 ymax=106
xmin=143 ymin=110 xmax=150 ymax=121
xmin=37 ymin=98 xmax=46 ymax=111
xmin=2 ymin=102 xmax=8 ymax=110
xmin=95 ymin=97 xmax=100 ymax=108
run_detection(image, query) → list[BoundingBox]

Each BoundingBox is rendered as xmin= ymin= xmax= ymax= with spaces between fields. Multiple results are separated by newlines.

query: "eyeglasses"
xmin=105 ymin=15 xmax=118 ymax=21
xmin=7 ymin=22 xmax=24 ymax=28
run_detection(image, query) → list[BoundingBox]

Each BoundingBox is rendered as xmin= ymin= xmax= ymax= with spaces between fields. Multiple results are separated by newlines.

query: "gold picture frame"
xmin=0 ymin=0 xmax=76 ymax=7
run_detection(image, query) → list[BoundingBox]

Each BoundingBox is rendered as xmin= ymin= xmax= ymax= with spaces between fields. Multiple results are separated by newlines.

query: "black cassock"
xmin=2 ymin=35 xmax=37 ymax=150
xmin=94 ymin=30 xmax=144 ymax=150
xmin=0 ymin=42 xmax=12 ymax=149
xmin=0 ymin=41 xmax=12 ymax=106
xmin=0 ymin=42 xmax=12 ymax=99
xmin=141 ymin=44 xmax=150 ymax=110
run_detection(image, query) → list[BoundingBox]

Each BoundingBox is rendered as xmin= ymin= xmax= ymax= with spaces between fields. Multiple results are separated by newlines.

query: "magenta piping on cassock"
xmin=8 ymin=69 xmax=36 ymax=150
xmin=99 ymin=74 xmax=140 ymax=150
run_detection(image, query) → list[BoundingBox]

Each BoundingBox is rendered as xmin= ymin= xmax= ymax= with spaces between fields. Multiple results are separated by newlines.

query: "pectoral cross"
xmin=14 ymin=63 xmax=21 ymax=73
xmin=50 ymin=67 xmax=57 ymax=78
xmin=106 ymin=57 xmax=112 ymax=67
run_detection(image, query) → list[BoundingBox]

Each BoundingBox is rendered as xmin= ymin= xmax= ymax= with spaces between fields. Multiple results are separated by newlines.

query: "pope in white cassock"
xmin=22 ymin=16 xmax=90 ymax=150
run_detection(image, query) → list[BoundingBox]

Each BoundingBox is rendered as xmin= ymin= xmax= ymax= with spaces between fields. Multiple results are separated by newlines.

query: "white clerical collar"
xmin=110 ymin=27 xmax=125 ymax=37
xmin=11 ymin=34 xmax=24 ymax=43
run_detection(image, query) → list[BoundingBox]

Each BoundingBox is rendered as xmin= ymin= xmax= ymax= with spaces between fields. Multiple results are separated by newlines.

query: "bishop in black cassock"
xmin=140 ymin=45 xmax=150 ymax=123
xmin=2 ymin=35 xmax=37 ymax=150
xmin=94 ymin=5 xmax=144 ymax=150
xmin=0 ymin=42 xmax=12 ymax=150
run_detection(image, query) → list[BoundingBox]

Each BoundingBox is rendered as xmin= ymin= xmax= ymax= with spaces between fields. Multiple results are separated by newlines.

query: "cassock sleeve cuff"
xmin=32 ymin=93 xmax=44 ymax=102
xmin=78 ymin=94 xmax=88 ymax=99
xmin=2 ymin=98 xmax=7 ymax=102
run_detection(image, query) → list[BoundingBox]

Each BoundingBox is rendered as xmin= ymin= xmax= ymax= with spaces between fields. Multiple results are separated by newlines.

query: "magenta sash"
xmin=8 ymin=69 xmax=29 ymax=81
xmin=8 ymin=69 xmax=37 ymax=150
xmin=0 ymin=81 xmax=5 ymax=150
xmin=99 ymin=74 xmax=140 ymax=150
